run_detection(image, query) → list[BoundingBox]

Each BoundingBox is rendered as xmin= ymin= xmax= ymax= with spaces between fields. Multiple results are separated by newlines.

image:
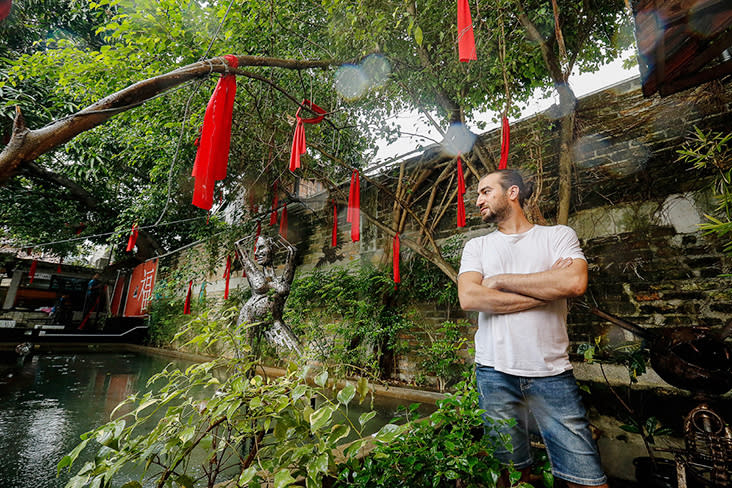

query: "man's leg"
xmin=525 ymin=370 xmax=608 ymax=488
xmin=475 ymin=365 xmax=533 ymax=483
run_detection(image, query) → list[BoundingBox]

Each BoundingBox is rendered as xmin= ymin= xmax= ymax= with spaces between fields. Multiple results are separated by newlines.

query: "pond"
xmin=0 ymin=350 xmax=435 ymax=488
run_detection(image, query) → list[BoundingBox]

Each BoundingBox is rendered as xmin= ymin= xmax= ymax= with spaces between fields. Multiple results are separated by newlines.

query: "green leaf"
xmin=291 ymin=384 xmax=307 ymax=401
xmin=327 ymin=424 xmax=350 ymax=445
xmin=373 ymin=423 xmax=403 ymax=443
xmin=336 ymin=383 xmax=355 ymax=405
xmin=239 ymin=466 xmax=258 ymax=485
xmin=120 ymin=483 xmax=143 ymax=488
xmin=274 ymin=469 xmax=296 ymax=488
xmin=314 ymin=371 xmax=329 ymax=387
xmin=309 ymin=452 xmax=329 ymax=476
xmin=310 ymin=405 xmax=334 ymax=433
xmin=356 ymin=377 xmax=369 ymax=403
xmin=358 ymin=411 xmax=377 ymax=427
xmin=414 ymin=25 xmax=423 ymax=46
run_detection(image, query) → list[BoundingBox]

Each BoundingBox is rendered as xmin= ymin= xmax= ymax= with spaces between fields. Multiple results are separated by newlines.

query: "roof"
xmin=632 ymin=0 xmax=732 ymax=97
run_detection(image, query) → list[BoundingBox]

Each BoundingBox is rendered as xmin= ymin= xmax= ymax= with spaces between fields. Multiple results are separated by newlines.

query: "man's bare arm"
xmin=458 ymin=271 xmax=546 ymax=314
xmin=481 ymin=258 xmax=588 ymax=301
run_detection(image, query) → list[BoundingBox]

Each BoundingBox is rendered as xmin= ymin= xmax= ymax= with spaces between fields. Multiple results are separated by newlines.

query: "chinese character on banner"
xmin=123 ymin=259 xmax=158 ymax=317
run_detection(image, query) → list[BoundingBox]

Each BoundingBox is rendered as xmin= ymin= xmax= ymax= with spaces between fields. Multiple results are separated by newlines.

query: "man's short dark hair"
xmin=492 ymin=169 xmax=534 ymax=206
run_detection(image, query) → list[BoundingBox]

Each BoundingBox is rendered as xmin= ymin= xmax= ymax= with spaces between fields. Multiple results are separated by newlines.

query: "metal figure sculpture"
xmin=235 ymin=234 xmax=301 ymax=353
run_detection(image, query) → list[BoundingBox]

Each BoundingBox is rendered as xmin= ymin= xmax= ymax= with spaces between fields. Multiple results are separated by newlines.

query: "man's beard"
xmin=480 ymin=198 xmax=510 ymax=223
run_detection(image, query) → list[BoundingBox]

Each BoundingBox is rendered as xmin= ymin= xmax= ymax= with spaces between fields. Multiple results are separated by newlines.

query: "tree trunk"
xmin=556 ymin=108 xmax=575 ymax=225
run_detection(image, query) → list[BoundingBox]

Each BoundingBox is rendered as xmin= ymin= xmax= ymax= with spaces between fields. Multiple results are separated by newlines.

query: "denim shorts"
xmin=475 ymin=364 xmax=607 ymax=486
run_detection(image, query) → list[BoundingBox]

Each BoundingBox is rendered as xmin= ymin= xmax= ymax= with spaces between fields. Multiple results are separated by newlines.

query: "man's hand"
xmin=478 ymin=257 xmax=588 ymax=302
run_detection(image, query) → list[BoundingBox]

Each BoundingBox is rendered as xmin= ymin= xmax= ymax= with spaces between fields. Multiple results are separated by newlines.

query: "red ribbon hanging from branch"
xmin=499 ymin=116 xmax=510 ymax=169
xmin=279 ymin=205 xmax=288 ymax=239
xmin=289 ymin=99 xmax=327 ymax=172
xmin=223 ymin=255 xmax=231 ymax=300
xmin=457 ymin=156 xmax=467 ymax=227
xmin=270 ymin=181 xmax=279 ymax=226
xmin=28 ymin=259 xmax=37 ymax=284
xmin=0 ymin=0 xmax=12 ymax=21
xmin=183 ymin=280 xmax=193 ymax=315
xmin=393 ymin=233 xmax=401 ymax=286
xmin=331 ymin=199 xmax=338 ymax=247
xmin=57 ymin=257 xmax=63 ymax=273
xmin=126 ymin=223 xmax=139 ymax=252
xmin=347 ymin=170 xmax=360 ymax=242
xmin=191 ymin=55 xmax=239 ymax=210
xmin=457 ymin=0 xmax=477 ymax=62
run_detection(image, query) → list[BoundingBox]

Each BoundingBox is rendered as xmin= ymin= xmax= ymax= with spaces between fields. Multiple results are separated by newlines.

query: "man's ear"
xmin=507 ymin=185 xmax=520 ymax=201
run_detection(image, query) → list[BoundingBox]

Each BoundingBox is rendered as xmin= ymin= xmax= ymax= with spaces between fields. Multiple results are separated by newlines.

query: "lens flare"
xmin=334 ymin=64 xmax=369 ymax=101
xmin=361 ymin=54 xmax=391 ymax=88
xmin=441 ymin=123 xmax=477 ymax=157
xmin=574 ymin=134 xmax=649 ymax=176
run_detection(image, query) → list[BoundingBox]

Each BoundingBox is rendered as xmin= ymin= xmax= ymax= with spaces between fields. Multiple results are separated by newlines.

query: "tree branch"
xmin=0 ymin=55 xmax=336 ymax=184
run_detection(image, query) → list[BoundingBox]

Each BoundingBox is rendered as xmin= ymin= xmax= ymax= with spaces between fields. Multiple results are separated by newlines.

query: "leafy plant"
xmin=334 ymin=374 xmax=530 ymax=488
xmin=58 ymin=308 xmax=385 ymax=488
xmin=677 ymin=127 xmax=732 ymax=255
xmin=284 ymin=265 xmax=413 ymax=379
xmin=417 ymin=320 xmax=470 ymax=392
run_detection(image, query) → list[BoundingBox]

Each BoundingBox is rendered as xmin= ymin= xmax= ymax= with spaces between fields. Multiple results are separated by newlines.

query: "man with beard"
xmin=457 ymin=169 xmax=607 ymax=488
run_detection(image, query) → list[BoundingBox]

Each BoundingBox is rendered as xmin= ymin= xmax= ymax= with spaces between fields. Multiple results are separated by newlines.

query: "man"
xmin=457 ymin=169 xmax=607 ymax=488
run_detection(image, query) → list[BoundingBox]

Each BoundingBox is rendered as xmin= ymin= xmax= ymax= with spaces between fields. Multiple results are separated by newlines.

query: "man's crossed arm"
xmin=458 ymin=258 xmax=587 ymax=314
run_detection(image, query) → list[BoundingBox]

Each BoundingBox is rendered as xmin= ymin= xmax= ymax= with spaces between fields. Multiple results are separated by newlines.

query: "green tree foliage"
xmin=1 ymin=0 xmax=633 ymax=279
xmin=334 ymin=376 xmax=528 ymax=488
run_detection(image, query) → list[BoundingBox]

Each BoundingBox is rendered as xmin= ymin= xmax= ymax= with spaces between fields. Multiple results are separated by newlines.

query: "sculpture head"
xmin=253 ymin=236 xmax=274 ymax=265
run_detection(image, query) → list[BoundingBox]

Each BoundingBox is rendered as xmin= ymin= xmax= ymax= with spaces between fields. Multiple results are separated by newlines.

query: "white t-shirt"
xmin=459 ymin=225 xmax=586 ymax=377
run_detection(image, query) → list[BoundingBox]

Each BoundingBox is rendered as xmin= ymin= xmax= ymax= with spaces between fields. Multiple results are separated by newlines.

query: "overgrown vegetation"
xmin=60 ymin=308 xmax=525 ymax=488
xmin=283 ymin=251 xmax=467 ymax=387
xmin=334 ymin=375 xmax=528 ymax=488
xmin=677 ymin=127 xmax=732 ymax=255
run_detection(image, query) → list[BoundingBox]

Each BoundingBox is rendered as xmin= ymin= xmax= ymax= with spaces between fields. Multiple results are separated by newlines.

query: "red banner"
xmin=123 ymin=259 xmax=158 ymax=317
xmin=110 ymin=273 xmax=127 ymax=317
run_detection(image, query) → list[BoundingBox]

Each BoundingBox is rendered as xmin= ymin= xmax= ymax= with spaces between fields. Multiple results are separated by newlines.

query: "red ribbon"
xmin=347 ymin=170 xmax=360 ymax=242
xmin=223 ymin=255 xmax=231 ymax=300
xmin=499 ymin=116 xmax=510 ymax=169
xmin=0 ymin=0 xmax=11 ymax=21
xmin=126 ymin=223 xmax=138 ymax=252
xmin=183 ymin=280 xmax=193 ymax=315
xmin=393 ymin=233 xmax=400 ymax=285
xmin=457 ymin=0 xmax=477 ymax=62
xmin=289 ymin=100 xmax=327 ymax=172
xmin=57 ymin=257 xmax=63 ymax=273
xmin=270 ymin=181 xmax=278 ymax=226
xmin=29 ymin=259 xmax=37 ymax=284
xmin=457 ymin=157 xmax=466 ymax=227
xmin=331 ymin=199 xmax=338 ymax=247
xmin=279 ymin=205 xmax=288 ymax=239
xmin=191 ymin=55 xmax=238 ymax=210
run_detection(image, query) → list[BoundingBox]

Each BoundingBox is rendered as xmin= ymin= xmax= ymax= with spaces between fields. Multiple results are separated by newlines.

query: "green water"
xmin=0 ymin=352 xmax=434 ymax=487
xmin=0 ymin=352 xmax=191 ymax=488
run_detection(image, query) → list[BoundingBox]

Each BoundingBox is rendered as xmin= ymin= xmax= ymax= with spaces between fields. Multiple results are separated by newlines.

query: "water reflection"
xmin=0 ymin=352 xmax=188 ymax=488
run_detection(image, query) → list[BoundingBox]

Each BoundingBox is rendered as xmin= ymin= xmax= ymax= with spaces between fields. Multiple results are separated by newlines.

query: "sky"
xmin=372 ymin=50 xmax=640 ymax=164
